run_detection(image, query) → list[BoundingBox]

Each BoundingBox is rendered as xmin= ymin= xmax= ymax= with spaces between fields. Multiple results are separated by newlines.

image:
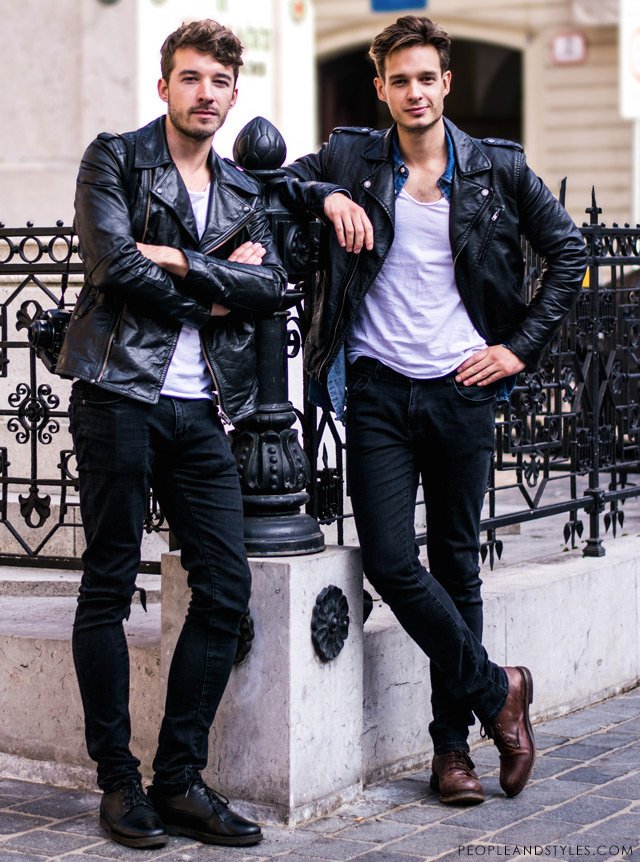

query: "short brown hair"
xmin=160 ymin=19 xmax=244 ymax=82
xmin=369 ymin=15 xmax=451 ymax=78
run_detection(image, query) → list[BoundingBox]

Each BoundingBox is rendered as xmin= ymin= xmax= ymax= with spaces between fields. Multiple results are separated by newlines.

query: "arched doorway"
xmin=318 ymin=39 xmax=522 ymax=144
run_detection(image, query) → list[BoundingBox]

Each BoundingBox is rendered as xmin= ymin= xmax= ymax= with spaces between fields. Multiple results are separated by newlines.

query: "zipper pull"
xmin=216 ymin=401 xmax=231 ymax=425
xmin=491 ymin=208 xmax=501 ymax=222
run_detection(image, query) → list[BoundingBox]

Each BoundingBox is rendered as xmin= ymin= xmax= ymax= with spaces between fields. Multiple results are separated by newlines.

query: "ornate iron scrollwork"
xmin=3 ymin=181 xmax=640 ymax=569
xmin=520 ymin=372 xmax=546 ymax=416
xmin=8 ymin=382 xmax=60 ymax=445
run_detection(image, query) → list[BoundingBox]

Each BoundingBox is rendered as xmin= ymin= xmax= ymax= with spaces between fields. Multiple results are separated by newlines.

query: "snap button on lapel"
xmin=481 ymin=188 xmax=489 ymax=197
xmin=363 ymin=180 xmax=372 ymax=189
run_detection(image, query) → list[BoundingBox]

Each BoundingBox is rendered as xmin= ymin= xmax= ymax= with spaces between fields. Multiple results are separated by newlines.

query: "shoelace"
xmin=120 ymin=781 xmax=153 ymax=813
xmin=481 ymin=720 xmax=519 ymax=751
xmin=189 ymin=778 xmax=230 ymax=814
xmin=446 ymin=751 xmax=476 ymax=773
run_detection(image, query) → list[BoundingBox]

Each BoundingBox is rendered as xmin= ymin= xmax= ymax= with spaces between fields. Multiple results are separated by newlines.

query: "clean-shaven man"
xmin=279 ymin=15 xmax=587 ymax=806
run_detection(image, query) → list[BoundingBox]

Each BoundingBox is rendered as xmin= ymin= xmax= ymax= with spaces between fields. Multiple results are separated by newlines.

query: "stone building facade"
xmin=0 ymin=0 xmax=633 ymax=228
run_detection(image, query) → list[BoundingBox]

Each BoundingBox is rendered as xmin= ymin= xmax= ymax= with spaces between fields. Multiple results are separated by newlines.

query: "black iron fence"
xmin=1 ymin=189 xmax=639 ymax=571
xmin=296 ymin=188 xmax=640 ymax=564
xmin=0 ymin=222 xmax=167 ymax=570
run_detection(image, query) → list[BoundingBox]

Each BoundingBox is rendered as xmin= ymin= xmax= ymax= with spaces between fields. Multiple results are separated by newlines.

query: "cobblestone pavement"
xmin=0 ymin=688 xmax=638 ymax=862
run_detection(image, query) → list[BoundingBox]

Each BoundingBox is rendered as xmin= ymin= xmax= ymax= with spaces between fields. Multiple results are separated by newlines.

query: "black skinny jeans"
xmin=346 ymin=357 xmax=508 ymax=754
xmin=69 ymin=381 xmax=251 ymax=793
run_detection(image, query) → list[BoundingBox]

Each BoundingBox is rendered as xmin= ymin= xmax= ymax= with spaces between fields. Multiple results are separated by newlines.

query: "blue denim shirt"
xmin=394 ymin=127 xmax=455 ymax=199
xmin=312 ymin=128 xmax=509 ymax=419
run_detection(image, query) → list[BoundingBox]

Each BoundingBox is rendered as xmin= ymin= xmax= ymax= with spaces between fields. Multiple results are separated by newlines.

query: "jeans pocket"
xmin=73 ymin=381 xmax=128 ymax=407
xmin=347 ymin=370 xmax=373 ymax=396
xmin=451 ymin=377 xmax=498 ymax=403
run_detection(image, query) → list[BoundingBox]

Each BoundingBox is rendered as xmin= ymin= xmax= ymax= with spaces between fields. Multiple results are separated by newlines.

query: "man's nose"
xmin=197 ymin=80 xmax=215 ymax=101
xmin=407 ymin=80 xmax=422 ymax=100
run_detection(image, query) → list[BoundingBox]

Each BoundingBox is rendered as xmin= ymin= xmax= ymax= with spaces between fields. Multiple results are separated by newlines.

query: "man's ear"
xmin=158 ymin=77 xmax=169 ymax=103
xmin=374 ymin=76 xmax=387 ymax=104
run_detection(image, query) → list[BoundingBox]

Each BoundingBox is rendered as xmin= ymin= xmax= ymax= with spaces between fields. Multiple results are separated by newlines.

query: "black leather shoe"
xmin=148 ymin=777 xmax=262 ymax=846
xmin=99 ymin=781 xmax=167 ymax=848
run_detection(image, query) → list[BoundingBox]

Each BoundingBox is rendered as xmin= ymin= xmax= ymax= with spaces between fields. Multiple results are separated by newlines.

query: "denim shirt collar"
xmin=392 ymin=126 xmax=455 ymax=200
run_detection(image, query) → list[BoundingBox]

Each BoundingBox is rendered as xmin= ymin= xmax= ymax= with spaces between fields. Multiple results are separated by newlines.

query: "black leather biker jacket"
xmin=277 ymin=118 xmax=588 ymax=386
xmin=57 ymin=116 xmax=287 ymax=425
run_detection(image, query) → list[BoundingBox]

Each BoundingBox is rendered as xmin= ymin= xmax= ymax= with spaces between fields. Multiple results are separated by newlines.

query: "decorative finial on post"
xmin=585 ymin=187 xmax=602 ymax=226
xmin=559 ymin=177 xmax=567 ymax=209
xmin=233 ymin=116 xmax=287 ymax=174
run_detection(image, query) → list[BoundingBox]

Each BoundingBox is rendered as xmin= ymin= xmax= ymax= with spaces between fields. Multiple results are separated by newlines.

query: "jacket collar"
xmin=129 ymin=116 xmax=258 ymax=245
xmin=130 ymin=115 xmax=256 ymax=193
xmin=444 ymin=118 xmax=491 ymax=176
xmin=131 ymin=116 xmax=173 ymax=168
xmin=360 ymin=118 xmax=492 ymax=177
xmin=362 ymin=126 xmax=395 ymax=163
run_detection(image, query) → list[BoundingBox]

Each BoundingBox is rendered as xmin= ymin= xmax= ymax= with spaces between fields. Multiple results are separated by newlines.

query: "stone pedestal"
xmin=160 ymin=545 xmax=364 ymax=825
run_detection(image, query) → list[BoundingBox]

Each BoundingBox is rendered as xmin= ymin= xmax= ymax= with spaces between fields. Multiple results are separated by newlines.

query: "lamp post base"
xmin=243 ymin=512 xmax=325 ymax=556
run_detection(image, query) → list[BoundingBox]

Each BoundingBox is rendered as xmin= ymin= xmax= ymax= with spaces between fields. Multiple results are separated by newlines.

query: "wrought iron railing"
xmin=481 ymin=193 xmax=640 ymax=565
xmin=0 ymin=222 xmax=167 ymax=571
xmin=299 ymin=191 xmax=640 ymax=565
xmin=1 ymin=190 xmax=639 ymax=570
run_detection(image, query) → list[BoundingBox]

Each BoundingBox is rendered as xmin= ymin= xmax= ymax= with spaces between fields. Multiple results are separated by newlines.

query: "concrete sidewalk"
xmin=0 ymin=686 xmax=638 ymax=862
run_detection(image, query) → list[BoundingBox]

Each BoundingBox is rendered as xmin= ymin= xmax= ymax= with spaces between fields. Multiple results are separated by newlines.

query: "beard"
xmin=167 ymin=101 xmax=223 ymax=141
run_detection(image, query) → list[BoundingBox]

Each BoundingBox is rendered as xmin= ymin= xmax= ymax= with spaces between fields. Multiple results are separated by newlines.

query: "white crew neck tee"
xmin=347 ymin=188 xmax=486 ymax=378
xmin=160 ymin=184 xmax=214 ymax=399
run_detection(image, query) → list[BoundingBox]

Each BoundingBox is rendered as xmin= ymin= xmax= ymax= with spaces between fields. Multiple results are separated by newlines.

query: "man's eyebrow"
xmin=177 ymin=68 xmax=233 ymax=81
xmin=388 ymin=70 xmax=437 ymax=81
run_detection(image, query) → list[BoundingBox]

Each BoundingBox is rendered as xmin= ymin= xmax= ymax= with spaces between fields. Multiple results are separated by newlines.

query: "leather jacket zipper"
xmin=141 ymin=192 xmax=151 ymax=243
xmin=452 ymin=196 xmax=495 ymax=341
xmin=452 ymin=193 xmax=494 ymax=268
xmin=96 ymin=307 xmax=124 ymax=383
xmin=477 ymin=207 xmax=503 ymax=263
xmin=198 ymin=210 xmax=257 ymax=422
xmin=201 ymin=209 xmax=254 ymax=255
xmin=201 ymin=339 xmax=231 ymax=424
xmin=318 ymin=254 xmax=360 ymax=381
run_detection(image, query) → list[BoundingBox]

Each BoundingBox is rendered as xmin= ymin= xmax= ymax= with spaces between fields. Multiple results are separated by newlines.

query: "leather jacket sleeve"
xmin=75 ymin=136 xmax=211 ymax=329
xmin=75 ymin=135 xmax=286 ymax=327
xmin=504 ymin=155 xmax=587 ymax=365
xmin=180 ymin=200 xmax=287 ymax=316
xmin=277 ymin=144 xmax=349 ymax=217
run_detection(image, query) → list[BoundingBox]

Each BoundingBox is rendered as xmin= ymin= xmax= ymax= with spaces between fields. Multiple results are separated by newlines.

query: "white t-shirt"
xmin=347 ymin=188 xmax=486 ymax=378
xmin=161 ymin=184 xmax=214 ymax=399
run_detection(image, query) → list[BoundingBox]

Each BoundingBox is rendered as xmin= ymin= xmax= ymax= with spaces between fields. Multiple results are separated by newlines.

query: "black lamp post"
xmin=231 ymin=117 xmax=325 ymax=556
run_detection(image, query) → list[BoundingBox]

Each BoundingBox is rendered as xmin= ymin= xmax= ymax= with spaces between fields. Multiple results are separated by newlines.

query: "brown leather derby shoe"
xmin=430 ymin=751 xmax=484 ymax=805
xmin=483 ymin=666 xmax=535 ymax=797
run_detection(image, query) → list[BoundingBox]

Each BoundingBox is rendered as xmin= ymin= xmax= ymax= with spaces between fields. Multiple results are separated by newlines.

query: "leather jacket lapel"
xmin=199 ymin=155 xmax=255 ymax=253
xmin=360 ymin=128 xmax=396 ymax=227
xmin=133 ymin=118 xmax=200 ymax=244
xmin=445 ymin=119 xmax=494 ymax=258
xmin=150 ymin=163 xmax=200 ymax=245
